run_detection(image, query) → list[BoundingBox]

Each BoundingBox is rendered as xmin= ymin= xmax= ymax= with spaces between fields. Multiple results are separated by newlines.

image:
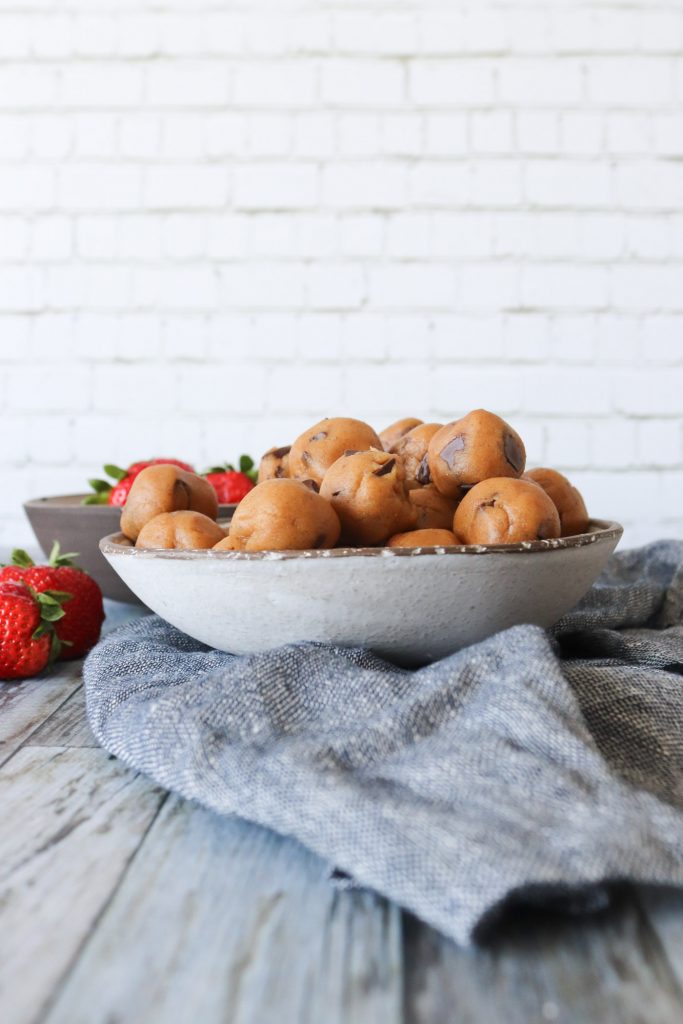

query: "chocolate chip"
xmin=273 ymin=445 xmax=291 ymax=458
xmin=439 ymin=434 xmax=466 ymax=469
xmin=503 ymin=432 xmax=524 ymax=474
xmin=275 ymin=466 xmax=284 ymax=478
xmin=478 ymin=499 xmax=497 ymax=509
xmin=173 ymin=479 xmax=191 ymax=509
xmin=309 ymin=431 xmax=327 ymax=442
xmin=416 ymin=454 xmax=431 ymax=485
xmin=373 ymin=458 xmax=396 ymax=477
xmin=331 ymin=490 xmax=341 ymax=497
xmin=344 ymin=449 xmax=360 ymax=457
xmin=301 ymin=478 xmax=319 ymax=493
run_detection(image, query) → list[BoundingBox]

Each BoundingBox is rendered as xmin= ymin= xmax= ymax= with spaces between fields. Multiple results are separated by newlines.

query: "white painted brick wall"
xmin=0 ymin=0 xmax=682 ymax=551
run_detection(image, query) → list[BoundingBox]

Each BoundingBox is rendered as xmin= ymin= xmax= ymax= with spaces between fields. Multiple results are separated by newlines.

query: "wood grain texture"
xmin=637 ymin=887 xmax=683 ymax=995
xmin=45 ymin=796 xmax=403 ymax=1024
xmin=3 ymin=592 xmax=683 ymax=1023
xmin=0 ymin=664 xmax=81 ymax=766
xmin=0 ymin=745 xmax=165 ymax=1024
xmin=29 ymin=686 xmax=97 ymax=748
xmin=0 ymin=598 xmax=145 ymax=766
xmin=403 ymin=889 xmax=683 ymax=1024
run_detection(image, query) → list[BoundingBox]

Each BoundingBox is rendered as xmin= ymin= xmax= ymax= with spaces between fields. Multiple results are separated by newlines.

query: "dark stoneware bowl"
xmin=23 ymin=494 xmax=236 ymax=605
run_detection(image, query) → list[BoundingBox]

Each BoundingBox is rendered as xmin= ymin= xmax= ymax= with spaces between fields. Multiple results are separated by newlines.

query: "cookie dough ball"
xmin=213 ymin=535 xmax=239 ymax=551
xmin=454 ymin=477 xmax=561 ymax=545
xmin=136 ymin=511 xmax=226 ymax=550
xmin=387 ymin=528 xmax=459 ymax=548
xmin=289 ymin=417 xmax=382 ymax=487
xmin=391 ymin=423 xmax=442 ymax=489
xmin=428 ymin=409 xmax=526 ymax=499
xmin=409 ymin=484 xmax=462 ymax=530
xmin=227 ymin=478 xmax=340 ymax=552
xmin=257 ymin=445 xmax=290 ymax=483
xmin=525 ymin=468 xmax=589 ymax=537
xmin=379 ymin=417 xmax=423 ymax=452
xmin=320 ymin=449 xmax=416 ymax=546
xmin=121 ymin=465 xmax=218 ymax=542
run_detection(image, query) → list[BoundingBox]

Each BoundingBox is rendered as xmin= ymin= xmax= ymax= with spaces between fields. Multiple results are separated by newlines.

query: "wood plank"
xmin=0 ymin=746 xmax=165 ymax=1024
xmin=0 ymin=599 xmax=145 ymax=765
xmin=27 ymin=599 xmax=148 ymax=751
xmin=637 ymin=887 xmax=683 ymax=994
xmin=0 ymin=664 xmax=81 ymax=766
xmin=29 ymin=686 xmax=97 ymax=749
xmin=45 ymin=797 xmax=403 ymax=1024
xmin=403 ymin=889 xmax=683 ymax=1024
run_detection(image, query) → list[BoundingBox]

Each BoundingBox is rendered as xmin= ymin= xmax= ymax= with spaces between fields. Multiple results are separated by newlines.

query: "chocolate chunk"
xmin=273 ymin=445 xmax=291 ymax=458
xmin=373 ymin=458 xmax=396 ymax=477
xmin=416 ymin=454 xmax=431 ymax=485
xmin=478 ymin=499 xmax=497 ymax=509
xmin=331 ymin=490 xmax=341 ymax=497
xmin=275 ymin=466 xmax=284 ymax=478
xmin=503 ymin=432 xmax=524 ymax=474
xmin=301 ymin=478 xmax=320 ymax=493
xmin=439 ymin=434 xmax=466 ymax=469
xmin=309 ymin=431 xmax=327 ymax=442
xmin=173 ymin=479 xmax=191 ymax=508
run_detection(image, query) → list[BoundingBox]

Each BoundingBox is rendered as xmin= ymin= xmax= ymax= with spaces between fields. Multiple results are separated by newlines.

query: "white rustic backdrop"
xmin=0 ymin=0 xmax=682 ymax=549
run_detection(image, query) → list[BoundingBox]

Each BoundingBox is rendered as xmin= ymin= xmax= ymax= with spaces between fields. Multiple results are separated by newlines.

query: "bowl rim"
xmin=24 ymin=494 xmax=237 ymax=513
xmin=100 ymin=519 xmax=623 ymax=561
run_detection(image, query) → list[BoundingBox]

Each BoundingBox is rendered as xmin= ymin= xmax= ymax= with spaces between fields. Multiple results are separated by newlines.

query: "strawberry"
xmin=2 ymin=543 xmax=105 ymax=660
xmin=126 ymin=458 xmax=195 ymax=477
xmin=107 ymin=474 xmax=136 ymax=507
xmin=204 ymin=457 xmax=257 ymax=504
xmin=0 ymin=581 xmax=68 ymax=680
xmin=85 ymin=459 xmax=195 ymax=506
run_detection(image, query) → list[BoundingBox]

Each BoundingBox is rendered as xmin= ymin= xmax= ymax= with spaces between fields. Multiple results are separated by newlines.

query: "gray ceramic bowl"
xmin=24 ymin=495 xmax=236 ymax=605
xmin=100 ymin=519 xmax=622 ymax=663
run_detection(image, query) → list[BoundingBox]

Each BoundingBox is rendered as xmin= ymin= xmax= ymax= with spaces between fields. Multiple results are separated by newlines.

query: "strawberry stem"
xmin=88 ymin=478 xmax=112 ymax=494
xmin=48 ymin=541 xmax=80 ymax=568
xmin=11 ymin=548 xmax=35 ymax=568
xmin=23 ymin=583 xmax=72 ymax=660
xmin=103 ymin=463 xmax=128 ymax=482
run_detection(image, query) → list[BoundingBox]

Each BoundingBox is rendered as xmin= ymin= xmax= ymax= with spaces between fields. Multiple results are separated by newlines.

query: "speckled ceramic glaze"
xmin=101 ymin=520 xmax=622 ymax=663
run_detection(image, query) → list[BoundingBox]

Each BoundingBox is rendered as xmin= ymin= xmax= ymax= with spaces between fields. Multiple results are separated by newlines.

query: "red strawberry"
xmin=108 ymin=475 xmax=136 ymax=507
xmin=203 ymin=455 xmax=258 ymax=504
xmin=85 ymin=459 xmax=195 ymax=506
xmin=205 ymin=470 xmax=255 ymax=504
xmin=2 ymin=544 xmax=105 ymax=659
xmin=127 ymin=458 xmax=194 ymax=476
xmin=0 ymin=581 xmax=68 ymax=680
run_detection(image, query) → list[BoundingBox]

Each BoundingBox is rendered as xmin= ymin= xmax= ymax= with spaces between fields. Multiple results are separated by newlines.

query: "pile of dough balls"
xmin=118 ymin=411 xmax=590 ymax=552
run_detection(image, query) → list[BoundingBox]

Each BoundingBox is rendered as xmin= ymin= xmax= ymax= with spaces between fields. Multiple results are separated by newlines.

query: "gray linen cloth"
xmin=84 ymin=540 xmax=683 ymax=945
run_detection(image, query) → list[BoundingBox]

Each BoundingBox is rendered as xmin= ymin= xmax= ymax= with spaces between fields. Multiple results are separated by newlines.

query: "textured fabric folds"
xmin=84 ymin=541 xmax=683 ymax=944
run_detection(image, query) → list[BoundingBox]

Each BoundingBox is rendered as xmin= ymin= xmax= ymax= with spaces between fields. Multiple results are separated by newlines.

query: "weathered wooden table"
xmin=2 ymin=600 xmax=683 ymax=1024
